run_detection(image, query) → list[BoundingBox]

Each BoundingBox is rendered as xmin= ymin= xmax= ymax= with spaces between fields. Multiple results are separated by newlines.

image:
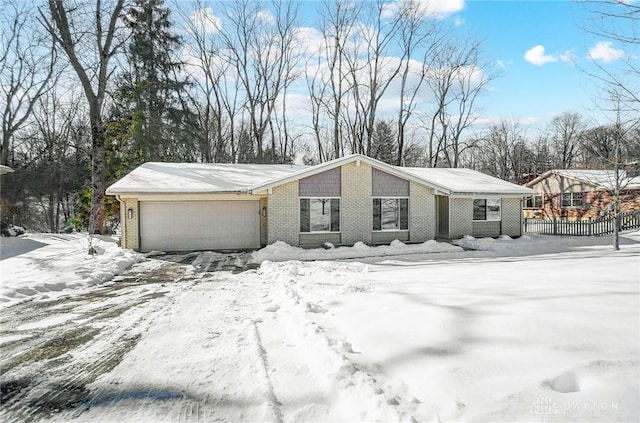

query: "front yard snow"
xmin=1 ymin=232 xmax=638 ymax=422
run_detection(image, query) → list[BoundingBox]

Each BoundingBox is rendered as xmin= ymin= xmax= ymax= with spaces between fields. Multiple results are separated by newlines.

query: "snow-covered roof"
xmin=107 ymin=155 xmax=534 ymax=197
xmin=527 ymin=169 xmax=640 ymax=190
xmin=403 ymin=167 xmax=534 ymax=196
xmin=106 ymin=162 xmax=307 ymax=194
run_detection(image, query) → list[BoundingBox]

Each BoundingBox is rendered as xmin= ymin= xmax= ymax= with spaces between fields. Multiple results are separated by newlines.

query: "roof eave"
xmin=105 ymin=189 xmax=253 ymax=196
xmin=450 ymin=189 xmax=535 ymax=198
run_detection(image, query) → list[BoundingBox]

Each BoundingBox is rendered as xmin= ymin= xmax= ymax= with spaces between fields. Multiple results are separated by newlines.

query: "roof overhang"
xmin=449 ymin=190 xmax=535 ymax=198
xmin=105 ymin=188 xmax=253 ymax=196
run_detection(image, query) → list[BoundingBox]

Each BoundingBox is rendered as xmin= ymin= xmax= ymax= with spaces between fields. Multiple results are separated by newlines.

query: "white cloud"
xmin=588 ymin=41 xmax=625 ymax=62
xmin=256 ymin=9 xmax=276 ymax=25
xmin=558 ymin=50 xmax=577 ymax=64
xmin=189 ymin=7 xmax=221 ymax=34
xmin=453 ymin=16 xmax=465 ymax=27
xmin=396 ymin=0 xmax=465 ymax=18
xmin=496 ymin=59 xmax=512 ymax=69
xmin=524 ymin=45 xmax=557 ymax=66
xmin=423 ymin=0 xmax=465 ymax=15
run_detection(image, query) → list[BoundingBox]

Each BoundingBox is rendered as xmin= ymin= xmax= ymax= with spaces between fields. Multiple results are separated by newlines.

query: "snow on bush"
xmin=1 ymin=222 xmax=26 ymax=237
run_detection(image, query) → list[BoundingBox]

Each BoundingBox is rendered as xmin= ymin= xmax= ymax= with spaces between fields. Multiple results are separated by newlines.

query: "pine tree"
xmin=370 ymin=120 xmax=397 ymax=165
xmin=117 ymin=0 xmax=195 ymax=163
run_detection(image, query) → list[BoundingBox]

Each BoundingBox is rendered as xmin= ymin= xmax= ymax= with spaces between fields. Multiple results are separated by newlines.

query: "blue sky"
xmin=461 ymin=0 xmax=611 ymax=127
xmin=289 ymin=0 xmax=633 ymax=129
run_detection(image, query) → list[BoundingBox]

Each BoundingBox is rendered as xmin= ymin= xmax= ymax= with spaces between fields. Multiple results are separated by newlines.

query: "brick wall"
xmin=267 ymin=181 xmax=299 ymax=246
xmin=502 ymin=197 xmax=522 ymax=236
xmin=299 ymin=167 xmax=341 ymax=197
xmin=372 ymin=231 xmax=409 ymax=243
xmin=472 ymin=221 xmax=501 ymax=237
xmin=341 ymin=162 xmax=372 ymax=245
xmin=448 ymin=198 xmax=473 ymax=239
xmin=525 ymin=190 xmax=640 ymax=220
xmin=372 ymin=168 xmax=409 ymax=197
xmin=121 ymin=197 xmax=139 ymax=250
xmin=409 ymin=181 xmax=435 ymax=241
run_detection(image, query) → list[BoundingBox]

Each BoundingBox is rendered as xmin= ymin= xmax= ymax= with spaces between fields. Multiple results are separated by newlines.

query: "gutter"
xmin=106 ymin=189 xmax=253 ymax=196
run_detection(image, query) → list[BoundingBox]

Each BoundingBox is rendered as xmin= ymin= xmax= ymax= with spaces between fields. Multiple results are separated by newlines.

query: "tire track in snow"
xmin=0 ymin=261 xmax=192 ymax=422
xmin=63 ymin=271 xmax=285 ymax=422
xmin=251 ymin=320 xmax=283 ymax=423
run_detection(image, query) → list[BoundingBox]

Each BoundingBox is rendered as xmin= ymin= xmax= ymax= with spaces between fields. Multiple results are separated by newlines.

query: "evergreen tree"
xmin=370 ymin=121 xmax=397 ymax=165
xmin=117 ymin=0 xmax=195 ymax=163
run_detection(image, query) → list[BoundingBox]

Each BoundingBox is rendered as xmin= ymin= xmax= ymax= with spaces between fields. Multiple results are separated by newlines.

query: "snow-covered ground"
xmin=0 ymin=233 xmax=142 ymax=307
xmin=1 ymin=232 xmax=638 ymax=422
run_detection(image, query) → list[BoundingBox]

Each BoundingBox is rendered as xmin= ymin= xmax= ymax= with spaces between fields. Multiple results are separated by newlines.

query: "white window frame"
xmin=525 ymin=195 xmax=543 ymax=209
xmin=473 ymin=198 xmax=502 ymax=222
xmin=299 ymin=197 xmax=341 ymax=233
xmin=372 ymin=197 xmax=409 ymax=231
xmin=561 ymin=192 xmax=583 ymax=208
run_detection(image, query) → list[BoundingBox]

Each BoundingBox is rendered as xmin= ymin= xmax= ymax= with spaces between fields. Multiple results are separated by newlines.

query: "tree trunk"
xmin=89 ymin=115 xmax=106 ymax=234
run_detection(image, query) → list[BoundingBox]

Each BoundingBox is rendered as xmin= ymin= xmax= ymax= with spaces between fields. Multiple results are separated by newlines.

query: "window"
xmin=473 ymin=199 xmax=501 ymax=221
xmin=300 ymin=198 xmax=340 ymax=232
xmin=525 ymin=195 xmax=542 ymax=208
xmin=373 ymin=198 xmax=408 ymax=231
xmin=562 ymin=192 xmax=583 ymax=208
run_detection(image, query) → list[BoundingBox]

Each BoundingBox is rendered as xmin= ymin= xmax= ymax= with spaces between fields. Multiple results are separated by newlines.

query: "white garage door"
xmin=139 ymin=201 xmax=260 ymax=252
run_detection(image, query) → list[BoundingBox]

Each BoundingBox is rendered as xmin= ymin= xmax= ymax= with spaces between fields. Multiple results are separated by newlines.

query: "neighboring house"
xmin=524 ymin=169 xmax=640 ymax=220
xmin=106 ymin=154 xmax=534 ymax=252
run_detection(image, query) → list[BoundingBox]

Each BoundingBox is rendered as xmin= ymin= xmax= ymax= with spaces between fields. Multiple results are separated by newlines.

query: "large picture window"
xmin=561 ymin=192 xmax=583 ymax=208
xmin=300 ymin=198 xmax=340 ymax=232
xmin=473 ymin=199 xmax=501 ymax=221
xmin=373 ymin=198 xmax=408 ymax=231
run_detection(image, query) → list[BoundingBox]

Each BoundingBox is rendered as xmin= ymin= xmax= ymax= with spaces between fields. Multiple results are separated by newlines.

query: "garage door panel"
xmin=139 ymin=201 xmax=260 ymax=252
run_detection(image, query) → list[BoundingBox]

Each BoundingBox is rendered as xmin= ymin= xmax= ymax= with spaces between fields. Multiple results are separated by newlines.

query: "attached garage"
xmin=139 ymin=200 xmax=260 ymax=252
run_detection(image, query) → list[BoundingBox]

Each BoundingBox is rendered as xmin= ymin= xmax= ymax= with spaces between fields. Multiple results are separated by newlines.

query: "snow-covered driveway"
xmin=1 ymin=256 xmax=408 ymax=422
xmin=1 ymin=233 xmax=639 ymax=422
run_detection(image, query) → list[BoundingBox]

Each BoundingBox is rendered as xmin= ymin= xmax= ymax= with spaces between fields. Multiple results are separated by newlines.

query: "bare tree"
xmin=305 ymin=55 xmax=331 ymax=162
xmin=41 ymin=0 xmax=126 ymax=235
xmin=476 ymin=119 xmax=525 ymax=181
xmin=180 ymin=2 xmax=228 ymax=162
xmin=546 ymin=111 xmax=586 ymax=169
xmin=581 ymin=0 xmax=639 ymax=107
xmin=315 ymin=0 xmax=362 ymax=159
xmin=4 ymin=89 xmax=90 ymax=232
xmin=423 ymin=37 xmax=495 ymax=167
xmin=395 ymin=1 xmax=441 ymax=165
xmin=1 ymin=0 xmax=58 ymax=166
xmin=214 ymin=0 xmax=300 ymax=163
xmin=344 ymin=0 xmax=402 ymax=156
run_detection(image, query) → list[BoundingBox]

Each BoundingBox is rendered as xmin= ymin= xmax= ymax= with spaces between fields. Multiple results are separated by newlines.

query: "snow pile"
xmin=0 ymin=233 xmax=143 ymax=307
xmin=453 ymin=231 xmax=640 ymax=256
xmin=252 ymin=239 xmax=463 ymax=262
xmin=453 ymin=234 xmax=520 ymax=251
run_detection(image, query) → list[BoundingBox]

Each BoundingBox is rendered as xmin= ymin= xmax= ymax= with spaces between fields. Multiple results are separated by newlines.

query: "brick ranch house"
xmin=106 ymin=154 xmax=534 ymax=252
xmin=523 ymin=169 xmax=640 ymax=220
